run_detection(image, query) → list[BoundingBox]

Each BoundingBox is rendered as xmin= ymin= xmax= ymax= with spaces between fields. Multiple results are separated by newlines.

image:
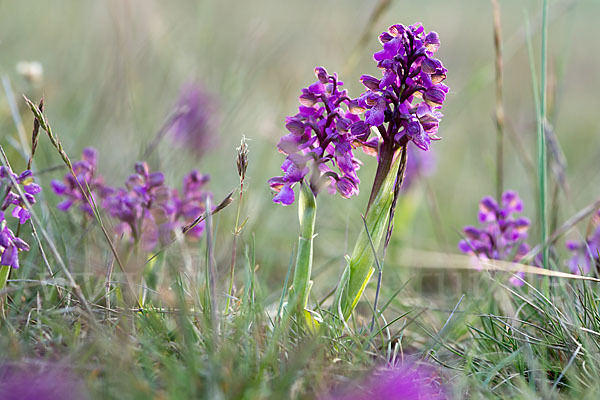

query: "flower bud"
xmin=314 ymin=66 xmax=329 ymax=84
xmin=360 ymin=75 xmax=381 ymax=91
xmin=134 ymin=162 xmax=149 ymax=177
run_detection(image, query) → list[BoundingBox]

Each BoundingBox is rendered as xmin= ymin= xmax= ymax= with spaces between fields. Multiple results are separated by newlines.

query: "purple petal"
xmin=1 ymin=245 xmax=18 ymax=269
xmin=273 ymin=185 xmax=295 ymax=206
xmin=57 ymin=199 xmax=74 ymax=211
xmin=24 ymin=183 xmax=41 ymax=195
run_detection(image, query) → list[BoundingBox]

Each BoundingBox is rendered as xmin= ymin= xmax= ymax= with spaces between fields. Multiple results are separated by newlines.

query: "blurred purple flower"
xmin=51 ymin=148 xmax=112 ymax=217
xmin=1 ymin=166 xmax=41 ymax=224
xmin=269 ymin=66 xmax=363 ymax=205
xmin=172 ymin=170 xmax=211 ymax=239
xmin=326 ymin=364 xmax=446 ymax=400
xmin=0 ymin=211 xmax=30 ymax=269
xmin=565 ymin=212 xmax=600 ymax=275
xmin=168 ymin=82 xmax=219 ymax=156
xmin=0 ymin=361 xmax=88 ymax=400
xmin=0 ymin=166 xmax=40 ymax=268
xmin=104 ymin=162 xmax=175 ymax=250
xmin=402 ymin=144 xmax=436 ymax=191
xmin=458 ymin=191 xmax=531 ymax=286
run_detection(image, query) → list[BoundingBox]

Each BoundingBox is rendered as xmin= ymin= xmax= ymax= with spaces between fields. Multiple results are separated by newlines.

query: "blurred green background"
xmin=1 ymin=0 xmax=599 ymax=298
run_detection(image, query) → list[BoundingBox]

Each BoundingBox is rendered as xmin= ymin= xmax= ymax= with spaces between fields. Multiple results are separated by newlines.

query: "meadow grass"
xmin=1 ymin=1 xmax=600 ymax=399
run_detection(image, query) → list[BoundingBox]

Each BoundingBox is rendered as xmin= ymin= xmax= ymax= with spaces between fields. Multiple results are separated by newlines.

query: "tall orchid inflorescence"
xmin=332 ymin=24 xmax=449 ymax=320
xmin=269 ymin=23 xmax=449 ymax=321
xmin=357 ymin=23 xmax=447 ymax=153
xmin=269 ymin=24 xmax=448 ymax=206
xmin=269 ymin=67 xmax=363 ymax=205
xmin=458 ymin=191 xmax=531 ymax=286
xmin=565 ymin=211 xmax=600 ymax=275
xmin=0 ymin=167 xmax=42 ymax=269
xmin=52 ymin=148 xmax=211 ymax=252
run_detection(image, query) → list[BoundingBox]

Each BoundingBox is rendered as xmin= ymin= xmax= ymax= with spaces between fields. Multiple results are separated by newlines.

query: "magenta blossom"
xmin=51 ymin=147 xmax=112 ymax=216
xmin=104 ymin=162 xmax=175 ymax=250
xmin=458 ymin=191 xmax=531 ymax=286
xmin=356 ymin=23 xmax=448 ymax=152
xmin=0 ymin=211 xmax=30 ymax=269
xmin=0 ymin=361 xmax=88 ymax=400
xmin=326 ymin=364 xmax=445 ymax=400
xmin=1 ymin=166 xmax=41 ymax=225
xmin=269 ymin=67 xmax=364 ymax=205
xmin=0 ymin=166 xmax=40 ymax=269
xmin=269 ymin=23 xmax=449 ymax=205
xmin=172 ymin=170 xmax=211 ymax=239
xmin=168 ymin=82 xmax=219 ymax=156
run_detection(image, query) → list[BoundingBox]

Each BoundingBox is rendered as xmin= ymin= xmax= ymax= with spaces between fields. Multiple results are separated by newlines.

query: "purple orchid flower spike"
xmin=0 ymin=211 xmax=31 ymax=269
xmin=349 ymin=23 xmax=449 ymax=211
xmin=0 ymin=166 xmax=41 ymax=270
xmin=0 ymin=166 xmax=42 ymax=225
xmin=458 ymin=190 xmax=531 ymax=286
xmin=104 ymin=161 xmax=175 ymax=250
xmin=269 ymin=66 xmax=363 ymax=205
xmin=51 ymin=147 xmax=112 ymax=216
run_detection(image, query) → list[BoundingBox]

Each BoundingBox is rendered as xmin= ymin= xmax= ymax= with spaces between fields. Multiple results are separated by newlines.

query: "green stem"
xmin=288 ymin=181 xmax=317 ymax=313
xmin=539 ymin=0 xmax=549 ymax=270
xmin=0 ymin=265 xmax=10 ymax=315
xmin=225 ymin=187 xmax=244 ymax=314
xmin=334 ymin=149 xmax=402 ymax=321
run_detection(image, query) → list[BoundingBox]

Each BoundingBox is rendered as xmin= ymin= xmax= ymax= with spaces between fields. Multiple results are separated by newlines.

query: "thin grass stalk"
xmin=146 ymin=190 xmax=233 ymax=265
xmin=205 ymin=197 xmax=217 ymax=330
xmin=334 ymin=149 xmax=403 ymax=321
xmin=225 ymin=194 xmax=242 ymax=314
xmin=225 ymin=136 xmax=248 ymax=314
xmin=288 ymin=181 xmax=316 ymax=314
xmin=276 ymin=247 xmax=295 ymax=326
xmin=492 ymin=0 xmax=505 ymax=200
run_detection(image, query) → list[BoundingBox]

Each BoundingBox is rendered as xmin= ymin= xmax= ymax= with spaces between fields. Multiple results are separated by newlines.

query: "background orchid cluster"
xmin=566 ymin=210 xmax=600 ymax=275
xmin=270 ymin=23 xmax=448 ymax=205
xmin=0 ymin=167 xmax=41 ymax=269
xmin=458 ymin=190 xmax=531 ymax=285
xmin=52 ymin=148 xmax=211 ymax=251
